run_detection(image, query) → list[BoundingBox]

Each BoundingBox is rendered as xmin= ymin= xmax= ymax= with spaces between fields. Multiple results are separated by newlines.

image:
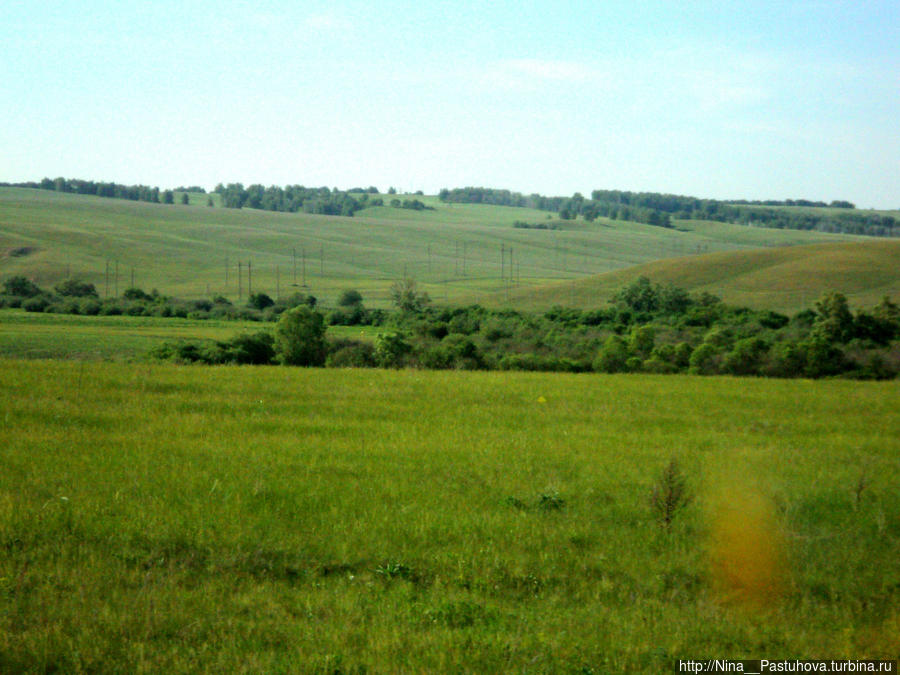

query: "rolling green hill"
xmin=0 ymin=187 xmax=884 ymax=309
xmin=494 ymin=239 xmax=900 ymax=313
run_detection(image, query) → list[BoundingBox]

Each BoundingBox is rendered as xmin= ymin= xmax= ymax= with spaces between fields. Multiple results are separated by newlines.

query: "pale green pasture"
xmin=0 ymin=310 xmax=377 ymax=360
xmin=499 ymin=239 xmax=900 ymax=313
xmin=0 ymin=361 xmax=897 ymax=672
xmin=0 ymin=310 xmax=266 ymax=360
xmin=0 ymin=188 xmax=861 ymax=309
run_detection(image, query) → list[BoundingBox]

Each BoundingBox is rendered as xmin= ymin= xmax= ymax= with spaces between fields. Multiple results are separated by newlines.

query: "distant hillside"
xmin=440 ymin=187 xmax=899 ymax=237
xmin=493 ymin=240 xmax=900 ymax=313
xmin=0 ymin=187 xmax=874 ymax=309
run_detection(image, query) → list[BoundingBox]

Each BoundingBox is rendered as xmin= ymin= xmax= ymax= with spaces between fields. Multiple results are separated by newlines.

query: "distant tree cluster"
xmin=439 ymin=187 xmax=674 ymax=229
xmin=0 ymin=178 xmax=387 ymax=216
xmin=589 ymin=190 xmax=894 ymax=236
xmin=513 ymin=221 xmax=563 ymax=230
xmin=213 ymin=183 xmax=383 ymax=216
xmin=1 ymin=177 xmax=165 ymax=203
xmin=439 ymin=186 xmax=896 ymax=237
xmin=388 ymin=198 xmax=431 ymax=211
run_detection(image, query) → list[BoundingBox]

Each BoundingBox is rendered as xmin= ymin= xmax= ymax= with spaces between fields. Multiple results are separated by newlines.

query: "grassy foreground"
xmin=1 ymin=361 xmax=898 ymax=673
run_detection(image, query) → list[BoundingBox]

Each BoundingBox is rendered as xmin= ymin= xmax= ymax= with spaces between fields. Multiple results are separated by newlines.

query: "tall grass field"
xmin=1 ymin=360 xmax=898 ymax=672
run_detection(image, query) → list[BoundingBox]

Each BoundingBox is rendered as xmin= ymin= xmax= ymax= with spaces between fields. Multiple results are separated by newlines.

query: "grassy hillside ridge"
xmin=493 ymin=239 xmax=900 ymax=313
xmin=0 ymin=187 xmax=864 ymax=309
xmin=1 ymin=360 xmax=897 ymax=671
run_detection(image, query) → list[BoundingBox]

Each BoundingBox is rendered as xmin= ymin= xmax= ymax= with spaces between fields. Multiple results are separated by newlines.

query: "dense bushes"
xmin=5 ymin=274 xmax=899 ymax=379
xmin=366 ymin=279 xmax=900 ymax=379
xmin=0 ymin=281 xmax=325 ymax=323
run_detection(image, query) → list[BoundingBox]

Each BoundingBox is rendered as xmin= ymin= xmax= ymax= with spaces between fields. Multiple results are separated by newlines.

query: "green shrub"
xmin=99 ymin=301 xmax=123 ymax=316
xmin=688 ymin=343 xmax=720 ymax=375
xmin=223 ymin=332 xmax=276 ymax=365
xmin=274 ymin=306 xmax=327 ymax=366
xmin=22 ymin=296 xmax=50 ymax=312
xmin=54 ymin=279 xmax=98 ymax=298
xmin=247 ymin=293 xmax=274 ymax=310
xmin=593 ymin=335 xmax=629 ymax=373
xmin=2 ymin=276 xmax=42 ymax=297
xmin=765 ymin=342 xmax=806 ymax=378
xmin=801 ymin=336 xmax=846 ymax=378
xmin=643 ymin=357 xmax=677 ymax=374
xmin=374 ymin=331 xmax=411 ymax=368
xmin=79 ymin=298 xmax=101 ymax=315
xmin=723 ymin=337 xmax=769 ymax=376
xmin=122 ymin=287 xmax=153 ymax=301
xmin=337 ymin=289 xmax=363 ymax=307
xmin=326 ymin=340 xmax=376 ymax=368
xmin=628 ymin=325 xmax=655 ymax=359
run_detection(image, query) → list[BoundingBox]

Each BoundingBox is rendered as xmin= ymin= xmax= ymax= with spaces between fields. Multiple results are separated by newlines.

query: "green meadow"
xmin=1 ymin=360 xmax=898 ymax=672
xmin=0 ymin=311 xmax=379 ymax=361
xmin=0 ymin=187 xmax=874 ymax=310
xmin=2 ymin=187 xmax=899 ymax=671
xmin=501 ymin=238 xmax=900 ymax=313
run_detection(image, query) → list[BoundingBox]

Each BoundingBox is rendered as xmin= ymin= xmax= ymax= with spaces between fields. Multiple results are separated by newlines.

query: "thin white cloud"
xmin=304 ymin=12 xmax=340 ymax=31
xmin=482 ymin=58 xmax=598 ymax=92
xmin=502 ymin=58 xmax=594 ymax=81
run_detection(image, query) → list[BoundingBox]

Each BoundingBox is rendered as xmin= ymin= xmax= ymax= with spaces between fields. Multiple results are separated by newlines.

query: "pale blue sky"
xmin=2 ymin=1 xmax=898 ymax=206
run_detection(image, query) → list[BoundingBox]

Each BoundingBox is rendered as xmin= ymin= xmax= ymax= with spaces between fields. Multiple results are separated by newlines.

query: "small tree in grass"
xmin=390 ymin=278 xmax=430 ymax=313
xmin=247 ymin=292 xmax=274 ymax=310
xmin=274 ymin=306 xmax=326 ymax=366
xmin=338 ymin=289 xmax=363 ymax=308
xmin=650 ymin=458 xmax=692 ymax=530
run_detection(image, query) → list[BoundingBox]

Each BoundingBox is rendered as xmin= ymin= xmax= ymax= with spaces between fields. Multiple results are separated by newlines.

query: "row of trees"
xmin=0 ymin=276 xmax=318 ymax=322
xmin=141 ymin=275 xmax=900 ymax=380
xmin=440 ymin=186 xmax=896 ymax=237
xmin=6 ymin=270 xmax=897 ymax=379
xmin=588 ymin=190 xmax=894 ymax=236
xmin=213 ymin=183 xmax=382 ymax=216
xmin=3 ymin=177 xmax=166 ymax=204
xmin=0 ymin=177 xmax=214 ymax=207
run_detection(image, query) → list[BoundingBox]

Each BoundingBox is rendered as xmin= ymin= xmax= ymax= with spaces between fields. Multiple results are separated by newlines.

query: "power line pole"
xmin=248 ymin=260 xmax=252 ymax=295
xmin=501 ymin=244 xmax=505 ymax=282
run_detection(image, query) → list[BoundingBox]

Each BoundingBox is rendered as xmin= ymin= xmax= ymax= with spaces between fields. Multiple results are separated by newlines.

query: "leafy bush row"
xmin=6 ymin=274 xmax=899 ymax=379
xmin=0 ymin=276 xmax=330 ymax=322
